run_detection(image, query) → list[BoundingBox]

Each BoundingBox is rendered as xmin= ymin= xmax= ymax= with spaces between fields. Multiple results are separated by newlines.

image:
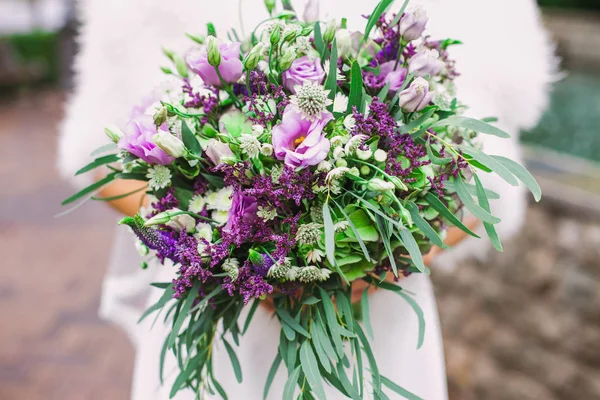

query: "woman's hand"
xmin=260 ymin=216 xmax=480 ymax=313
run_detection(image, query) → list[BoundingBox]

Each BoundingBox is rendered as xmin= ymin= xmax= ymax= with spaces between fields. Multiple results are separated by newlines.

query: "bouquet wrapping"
xmin=64 ymin=0 xmax=541 ymax=398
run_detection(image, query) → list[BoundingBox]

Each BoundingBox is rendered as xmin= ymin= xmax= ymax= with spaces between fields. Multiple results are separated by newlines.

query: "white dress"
xmin=58 ymin=0 xmax=556 ymax=399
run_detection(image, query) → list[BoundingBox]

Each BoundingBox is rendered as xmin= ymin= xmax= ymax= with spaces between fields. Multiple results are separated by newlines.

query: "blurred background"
xmin=0 ymin=0 xmax=599 ymax=399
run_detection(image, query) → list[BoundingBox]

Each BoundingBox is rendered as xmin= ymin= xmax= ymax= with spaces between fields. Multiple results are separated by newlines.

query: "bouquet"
xmin=64 ymin=0 xmax=541 ymax=398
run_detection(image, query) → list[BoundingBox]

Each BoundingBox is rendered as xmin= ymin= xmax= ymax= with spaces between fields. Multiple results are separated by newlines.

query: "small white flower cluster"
xmin=146 ymin=165 xmax=172 ymax=191
xmin=295 ymin=223 xmax=324 ymax=245
xmin=222 ymin=258 xmax=240 ymax=281
xmin=267 ymin=258 xmax=331 ymax=283
xmin=290 ymin=81 xmax=332 ymax=120
xmin=257 ymin=205 xmax=277 ymax=221
xmin=188 ymin=186 xmax=233 ymax=226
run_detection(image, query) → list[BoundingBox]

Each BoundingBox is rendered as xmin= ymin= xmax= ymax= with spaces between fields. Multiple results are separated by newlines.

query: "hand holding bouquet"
xmin=64 ymin=0 xmax=541 ymax=398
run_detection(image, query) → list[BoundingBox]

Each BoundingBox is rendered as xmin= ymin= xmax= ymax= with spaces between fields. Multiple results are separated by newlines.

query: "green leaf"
xmin=474 ymin=174 xmax=503 ymax=252
xmin=181 ymin=121 xmax=202 ymax=155
xmin=363 ymin=0 xmax=395 ymax=43
xmin=318 ymin=290 xmax=345 ymax=359
xmin=452 ymin=178 xmax=501 ymax=224
xmin=223 ymin=339 xmax=243 ymax=383
xmin=276 ymin=308 xmax=311 ymax=338
xmin=283 ymin=366 xmax=302 ymax=400
xmin=399 ymin=108 xmax=436 ymax=134
xmin=406 ymin=202 xmax=444 ymax=248
xmin=377 ymin=82 xmax=391 ymax=100
xmin=398 ymin=227 xmax=428 ymax=274
xmin=445 ymin=180 xmax=500 ymax=200
xmin=396 ymin=291 xmax=426 ymax=349
xmin=310 ymin=326 xmax=332 ymax=374
xmin=381 ymin=375 xmax=424 ymax=400
xmin=425 ymin=141 xmax=452 ymax=165
xmin=347 ymin=61 xmax=363 ymax=113
xmin=138 ymin=284 xmax=174 ymax=323
xmin=210 ymin=375 xmax=229 ymax=400
xmin=76 ymin=154 xmax=120 ymax=176
xmin=167 ymin=284 xmax=197 ymax=349
xmin=491 ymin=156 xmax=542 ymax=202
xmin=390 ymin=0 xmax=410 ymax=26
xmin=313 ymin=22 xmax=325 ymax=55
xmin=263 ymin=353 xmax=282 ymax=400
xmin=424 ymin=193 xmax=480 ymax=238
xmin=90 ymin=143 xmax=118 ymax=157
xmin=323 ymin=203 xmax=348 ymax=282
xmin=159 ymin=334 xmax=169 ymax=384
xmin=462 ymin=147 xmax=519 ymax=186
xmin=313 ymin=316 xmax=338 ymax=363
xmin=324 ymin=39 xmax=338 ymax=101
xmin=335 ymin=361 xmax=362 ymax=400
xmin=62 ymin=172 xmax=117 ymax=206
xmin=173 ymin=54 xmax=189 ymax=78
xmin=354 ymin=321 xmax=381 ymax=397
xmin=335 ymin=203 xmax=372 ymax=261
xmin=243 ymin=298 xmax=260 ymax=334
xmin=169 ymin=349 xmax=207 ymax=398
xmin=300 ymin=340 xmax=327 ymax=400
xmin=361 ymin=289 xmax=374 ymax=340
xmin=375 ymin=215 xmax=398 ymax=277
xmin=433 ymin=116 xmax=510 ymax=138
xmin=303 ymin=297 xmax=321 ymax=305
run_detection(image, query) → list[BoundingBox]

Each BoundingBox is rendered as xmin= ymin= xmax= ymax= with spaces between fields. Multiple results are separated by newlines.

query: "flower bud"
xmin=260 ymin=143 xmax=273 ymax=157
xmin=360 ymin=165 xmax=371 ymax=176
xmin=279 ymin=47 xmax=297 ymax=71
xmin=400 ymin=6 xmax=429 ymax=41
xmin=270 ymin=24 xmax=281 ymax=46
xmin=408 ymin=49 xmax=445 ymax=77
xmin=264 ymin=0 xmax=276 ymax=14
xmin=244 ymin=43 xmax=264 ymax=71
xmin=323 ymin=19 xmax=337 ymax=44
xmin=335 ymin=158 xmax=348 ymax=168
xmin=398 ymin=77 xmax=434 ymax=112
xmin=248 ymin=249 xmax=264 ymax=266
xmin=303 ymin=0 xmax=319 ymax=23
xmin=283 ymin=25 xmax=302 ymax=43
xmin=153 ymin=130 xmax=186 ymax=158
xmin=153 ymin=106 xmax=168 ymax=126
xmin=105 ymin=125 xmax=124 ymax=143
xmin=374 ymin=149 xmax=387 ymax=162
xmin=368 ymin=178 xmax=395 ymax=192
xmin=206 ymin=36 xmax=221 ymax=67
xmin=356 ymin=148 xmax=372 ymax=160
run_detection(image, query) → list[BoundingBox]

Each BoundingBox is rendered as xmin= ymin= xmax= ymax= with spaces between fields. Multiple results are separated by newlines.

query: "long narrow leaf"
xmin=452 ymin=178 xmax=501 ymax=224
xmin=361 ymin=289 xmax=374 ymax=340
xmin=347 ymin=61 xmax=363 ymax=112
xmin=405 ymin=202 xmax=444 ymax=247
xmin=463 ymin=147 xmax=519 ymax=186
xmin=243 ymin=298 xmax=260 ymax=334
xmin=282 ymin=365 xmax=302 ymax=400
xmin=139 ymin=284 xmax=174 ymax=323
xmin=182 ymin=121 xmax=202 ymax=155
xmin=381 ymin=376 xmax=424 ymax=400
xmin=323 ymin=202 xmax=337 ymax=267
xmin=334 ymin=201 xmax=371 ymax=262
xmin=473 ymin=174 xmax=503 ymax=251
xmin=354 ymin=321 xmax=381 ymax=397
xmin=167 ymin=285 xmax=197 ymax=349
xmin=433 ymin=116 xmax=510 ymax=138
xmin=61 ymin=172 xmax=117 ymax=205
xmin=300 ymin=341 xmax=327 ymax=400
xmin=325 ymin=40 xmax=338 ymax=101
xmin=398 ymin=228 xmax=427 ymax=274
xmin=276 ymin=308 xmax=311 ymax=338
xmin=263 ymin=353 xmax=282 ymax=400
xmin=491 ymin=155 xmax=542 ymax=201
xmin=75 ymin=154 xmax=120 ymax=176
xmin=223 ymin=339 xmax=243 ymax=383
xmin=363 ymin=0 xmax=395 ymax=43
xmin=424 ymin=193 xmax=480 ymax=238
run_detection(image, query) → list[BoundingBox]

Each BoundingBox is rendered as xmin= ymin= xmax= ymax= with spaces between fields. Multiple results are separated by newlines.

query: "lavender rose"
xmin=398 ymin=77 xmax=434 ymax=112
xmin=408 ymin=49 xmax=445 ymax=77
xmin=205 ymin=139 xmax=235 ymax=165
xmin=118 ymin=116 xmax=174 ymax=165
xmin=223 ymin=191 xmax=258 ymax=234
xmin=379 ymin=61 xmax=408 ymax=94
xmin=187 ymin=41 xmax=243 ymax=87
xmin=272 ymin=108 xmax=333 ymax=167
xmin=400 ymin=6 xmax=429 ymax=41
xmin=282 ymin=56 xmax=326 ymax=94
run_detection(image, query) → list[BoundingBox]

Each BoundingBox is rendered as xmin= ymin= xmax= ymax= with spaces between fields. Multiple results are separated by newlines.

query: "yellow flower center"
xmin=293 ymin=136 xmax=306 ymax=148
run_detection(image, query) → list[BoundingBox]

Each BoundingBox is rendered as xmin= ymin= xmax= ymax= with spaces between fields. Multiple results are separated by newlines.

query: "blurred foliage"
xmin=522 ymin=70 xmax=600 ymax=162
xmin=0 ymin=31 xmax=60 ymax=88
xmin=538 ymin=0 xmax=600 ymax=10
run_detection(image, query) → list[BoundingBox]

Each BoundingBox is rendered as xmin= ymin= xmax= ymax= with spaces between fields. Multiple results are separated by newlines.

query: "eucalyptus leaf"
xmin=381 ymin=376 xmax=424 ymax=400
xmin=276 ymin=308 xmax=311 ymax=338
xmin=474 ymin=174 xmax=503 ymax=251
xmin=405 ymin=202 xmax=444 ymax=248
xmin=452 ymin=178 xmax=501 ymax=224
xmin=354 ymin=321 xmax=381 ymax=397
xmin=361 ymin=289 xmax=374 ymax=340
xmin=263 ymin=354 xmax=282 ymax=400
xmin=282 ymin=365 xmax=302 ymax=400
xmin=325 ymin=39 xmax=338 ymax=101
xmin=362 ymin=0 xmax=395 ymax=43
xmin=462 ymin=147 xmax=519 ymax=186
xmin=62 ymin=172 xmax=117 ymax=206
xmin=300 ymin=341 xmax=327 ymax=400
xmin=424 ymin=193 xmax=480 ymax=238
xmin=433 ymin=116 xmax=510 ymax=138
xmin=75 ymin=154 xmax=120 ymax=176
xmin=223 ymin=339 xmax=243 ymax=383
xmin=491 ymin=155 xmax=542 ymax=201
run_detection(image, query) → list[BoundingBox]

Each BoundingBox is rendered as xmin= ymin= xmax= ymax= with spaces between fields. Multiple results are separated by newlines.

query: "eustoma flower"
xmin=398 ymin=77 xmax=434 ymax=112
xmin=379 ymin=61 xmax=408 ymax=94
xmin=187 ymin=41 xmax=243 ymax=87
xmin=282 ymin=56 xmax=326 ymax=94
xmin=118 ymin=116 xmax=174 ymax=165
xmin=223 ymin=191 xmax=258 ymax=234
xmin=409 ymin=49 xmax=445 ymax=77
xmin=400 ymin=6 xmax=429 ymax=41
xmin=204 ymin=139 xmax=235 ymax=165
xmin=272 ymin=108 xmax=333 ymax=167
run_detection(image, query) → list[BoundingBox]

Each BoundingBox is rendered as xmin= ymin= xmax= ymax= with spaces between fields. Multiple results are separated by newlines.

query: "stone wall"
xmin=434 ymin=204 xmax=600 ymax=400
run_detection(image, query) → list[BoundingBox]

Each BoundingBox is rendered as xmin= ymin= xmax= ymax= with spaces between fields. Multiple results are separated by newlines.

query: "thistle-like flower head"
xmin=290 ymin=81 xmax=333 ymax=121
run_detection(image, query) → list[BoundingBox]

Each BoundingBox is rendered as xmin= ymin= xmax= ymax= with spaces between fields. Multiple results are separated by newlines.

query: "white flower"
xmin=343 ymin=114 xmax=356 ymax=131
xmin=344 ymin=134 xmax=368 ymax=155
xmin=211 ymin=210 xmax=229 ymax=226
xmin=146 ymin=165 xmax=172 ymax=191
xmin=239 ymin=134 xmax=261 ymax=158
xmin=267 ymin=257 xmax=293 ymax=280
xmin=271 ymin=164 xmax=284 ymax=183
xmin=257 ymin=205 xmax=277 ymax=221
xmin=296 ymin=223 xmax=323 ymax=245
xmin=306 ymin=249 xmax=324 ymax=264
xmin=330 ymin=136 xmax=345 ymax=147
xmin=336 ymin=29 xmax=353 ymax=57
xmin=368 ymin=178 xmax=396 ymax=192
xmin=374 ymin=149 xmax=388 ymax=162
xmin=251 ymin=124 xmax=265 ymax=136
xmin=297 ymin=266 xmax=332 ymax=283
xmin=295 ymin=36 xmax=312 ymax=54
xmin=289 ymin=81 xmax=333 ymax=120
xmin=356 ymin=148 xmax=372 ymax=160
xmin=323 ymin=60 xmax=345 ymax=82
xmin=222 ymin=258 xmax=240 ymax=281
xmin=316 ymin=160 xmax=332 ymax=172
xmin=334 ymin=221 xmax=350 ymax=233
xmin=333 ymin=93 xmax=349 ymax=113
xmin=285 ymin=266 xmax=301 ymax=281
xmin=197 ymin=241 xmax=208 ymax=256
xmin=153 ymin=130 xmax=186 ymax=158
xmin=195 ymin=222 xmax=213 ymax=242
xmin=205 ymin=187 xmax=233 ymax=211
xmin=332 ymin=147 xmax=345 ymax=160
xmin=164 ymin=209 xmax=196 ymax=233
xmin=188 ymin=194 xmax=206 ymax=213
xmin=260 ymin=143 xmax=273 ymax=157
xmin=326 ymin=166 xmax=350 ymax=182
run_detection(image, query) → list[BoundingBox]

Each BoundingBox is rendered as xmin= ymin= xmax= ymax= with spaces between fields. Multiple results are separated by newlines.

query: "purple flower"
xmin=187 ymin=42 xmax=243 ymax=87
xmin=398 ymin=77 xmax=434 ymax=112
xmin=408 ymin=49 xmax=445 ymax=77
xmin=282 ymin=56 xmax=325 ymax=94
xmin=272 ymin=108 xmax=333 ymax=167
xmin=400 ymin=6 xmax=429 ymax=41
xmin=118 ymin=116 xmax=174 ymax=165
xmin=223 ymin=191 xmax=258 ymax=234
xmin=379 ymin=61 xmax=408 ymax=94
